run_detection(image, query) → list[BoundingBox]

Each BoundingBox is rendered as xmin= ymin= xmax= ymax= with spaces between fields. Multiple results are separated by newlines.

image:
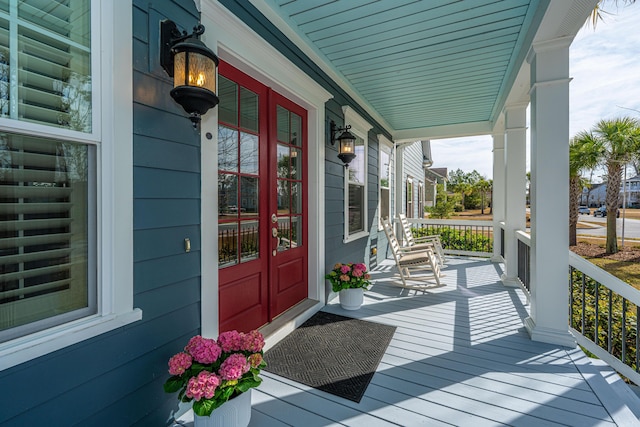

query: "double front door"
xmin=217 ymin=62 xmax=308 ymax=332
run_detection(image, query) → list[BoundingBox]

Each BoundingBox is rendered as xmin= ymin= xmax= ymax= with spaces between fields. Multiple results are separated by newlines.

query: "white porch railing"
xmin=403 ymin=218 xmax=493 ymax=257
xmin=506 ymin=227 xmax=640 ymax=386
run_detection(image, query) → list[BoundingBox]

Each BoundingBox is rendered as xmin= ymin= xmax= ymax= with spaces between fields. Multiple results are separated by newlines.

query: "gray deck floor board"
xmin=248 ymin=257 xmax=638 ymax=426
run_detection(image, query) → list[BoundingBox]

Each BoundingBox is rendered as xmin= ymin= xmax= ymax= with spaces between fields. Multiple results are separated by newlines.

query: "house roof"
xmin=252 ymin=1 xmax=594 ymax=140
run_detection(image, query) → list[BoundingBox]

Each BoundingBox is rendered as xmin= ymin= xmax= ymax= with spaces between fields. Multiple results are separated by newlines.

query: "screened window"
xmin=0 ymin=1 xmax=94 ymax=344
xmin=406 ymin=177 xmax=413 ymax=218
xmin=418 ymin=181 xmax=424 ymax=219
xmin=0 ymin=1 xmax=137 ymax=369
xmin=0 ymin=133 xmax=95 ymax=342
xmin=0 ymin=0 xmax=92 ymax=131
xmin=347 ymin=135 xmax=365 ymax=235
xmin=379 ymin=143 xmax=390 ymax=229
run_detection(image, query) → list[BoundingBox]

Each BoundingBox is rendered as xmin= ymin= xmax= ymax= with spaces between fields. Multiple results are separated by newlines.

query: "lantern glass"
xmin=173 ymin=51 xmax=216 ymax=93
xmin=340 ymin=137 xmax=354 ymax=155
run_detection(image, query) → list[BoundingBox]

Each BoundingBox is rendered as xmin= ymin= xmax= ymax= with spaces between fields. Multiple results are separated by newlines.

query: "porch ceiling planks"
xmin=249 ymin=257 xmax=625 ymax=426
xmin=261 ymin=0 xmax=540 ymax=132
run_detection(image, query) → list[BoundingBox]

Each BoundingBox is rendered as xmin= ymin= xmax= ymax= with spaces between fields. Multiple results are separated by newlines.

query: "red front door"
xmin=217 ymin=63 xmax=308 ymax=332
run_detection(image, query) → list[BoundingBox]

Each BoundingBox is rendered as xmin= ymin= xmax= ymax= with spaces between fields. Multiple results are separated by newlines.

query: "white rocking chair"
xmin=397 ymin=213 xmax=446 ymax=267
xmin=381 ymin=218 xmax=442 ymax=289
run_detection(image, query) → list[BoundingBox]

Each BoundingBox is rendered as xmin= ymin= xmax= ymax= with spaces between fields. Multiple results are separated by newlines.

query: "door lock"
xmin=271 ymin=213 xmax=278 ymax=223
xmin=272 ymin=227 xmax=278 ymax=237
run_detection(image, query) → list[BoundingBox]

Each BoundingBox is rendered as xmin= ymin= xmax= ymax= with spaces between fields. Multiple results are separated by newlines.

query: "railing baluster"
xmin=637 ymin=304 xmax=639 ymax=373
xmin=569 ymin=267 xmax=574 ymax=329
xmin=608 ymin=289 xmax=613 ymax=354
xmin=594 ymin=282 xmax=599 ymax=344
xmin=581 ymin=272 xmax=586 ymax=334
xmin=622 ymin=298 xmax=627 ymax=363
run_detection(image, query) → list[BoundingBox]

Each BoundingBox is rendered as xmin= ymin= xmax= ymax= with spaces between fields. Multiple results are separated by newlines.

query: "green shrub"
xmin=411 ymin=226 xmax=493 ymax=253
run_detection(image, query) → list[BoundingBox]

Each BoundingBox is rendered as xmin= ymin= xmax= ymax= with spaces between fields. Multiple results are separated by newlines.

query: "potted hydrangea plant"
xmin=325 ymin=262 xmax=372 ymax=310
xmin=164 ymin=330 xmax=266 ymax=427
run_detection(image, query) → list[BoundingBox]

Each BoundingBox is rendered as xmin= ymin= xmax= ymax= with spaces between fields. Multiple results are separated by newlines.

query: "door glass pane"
xmin=218 ymin=76 xmax=237 ymax=125
xmin=277 ymin=180 xmax=290 ymax=214
xmin=277 ymin=217 xmax=290 ymax=252
xmin=291 ymin=182 xmax=302 ymax=214
xmin=349 ymin=184 xmax=364 ymax=233
xmin=239 ymin=132 xmax=258 ymax=174
xmin=218 ymin=173 xmax=238 ymax=219
xmin=218 ymin=126 xmax=238 ymax=172
xmin=240 ymin=220 xmax=259 ymax=262
xmin=240 ymin=176 xmax=258 ymax=215
xmin=277 ymin=144 xmax=290 ymax=179
xmin=276 ymin=105 xmax=289 ymax=143
xmin=240 ymin=87 xmax=258 ymax=132
xmin=291 ymin=148 xmax=302 ymax=180
xmin=218 ymin=223 xmax=238 ymax=267
xmin=290 ymin=113 xmax=301 ymax=146
xmin=291 ymin=216 xmax=302 ymax=248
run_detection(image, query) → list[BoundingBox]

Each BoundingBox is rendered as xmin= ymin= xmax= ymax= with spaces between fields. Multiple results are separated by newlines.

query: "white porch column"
xmin=491 ymin=130 xmax=505 ymax=262
xmin=500 ymin=105 xmax=527 ymax=285
xmin=525 ymin=37 xmax=575 ymax=347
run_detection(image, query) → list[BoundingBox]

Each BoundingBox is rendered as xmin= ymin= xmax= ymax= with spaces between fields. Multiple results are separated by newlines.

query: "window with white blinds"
xmin=0 ymin=133 xmax=95 ymax=341
xmin=0 ymin=0 xmax=92 ymax=131
xmin=0 ymin=0 xmax=95 ymax=343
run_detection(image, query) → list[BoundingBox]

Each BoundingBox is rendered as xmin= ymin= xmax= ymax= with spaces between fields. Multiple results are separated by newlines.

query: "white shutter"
xmin=0 ymin=0 xmax=91 ymax=130
xmin=0 ymin=133 xmax=93 ymax=342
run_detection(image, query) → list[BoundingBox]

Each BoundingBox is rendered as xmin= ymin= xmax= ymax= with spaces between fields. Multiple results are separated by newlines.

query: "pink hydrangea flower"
xmin=168 ymin=352 xmax=193 ymax=376
xmin=340 ymin=265 xmax=351 ymax=274
xmin=364 ymin=274 xmax=371 ymax=280
xmin=339 ymin=274 xmax=350 ymax=282
xmin=219 ymin=353 xmax=250 ymax=380
xmin=185 ymin=335 xmax=222 ymax=364
xmin=352 ymin=269 xmax=363 ymax=278
xmin=242 ymin=330 xmax=265 ymax=353
xmin=186 ymin=371 xmax=221 ymax=401
xmin=248 ymin=353 xmax=263 ymax=368
xmin=333 ymin=263 xmax=342 ymax=270
xmin=355 ymin=263 xmax=367 ymax=272
xmin=217 ymin=330 xmax=244 ymax=352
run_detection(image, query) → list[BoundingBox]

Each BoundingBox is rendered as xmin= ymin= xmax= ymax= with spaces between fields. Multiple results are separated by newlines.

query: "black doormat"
xmin=264 ymin=311 xmax=396 ymax=402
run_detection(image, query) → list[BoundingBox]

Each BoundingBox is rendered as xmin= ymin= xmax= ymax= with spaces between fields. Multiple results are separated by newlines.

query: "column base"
xmin=524 ymin=316 xmax=576 ymax=348
xmin=500 ymin=273 xmax=520 ymax=287
xmin=490 ymin=255 xmax=504 ymax=263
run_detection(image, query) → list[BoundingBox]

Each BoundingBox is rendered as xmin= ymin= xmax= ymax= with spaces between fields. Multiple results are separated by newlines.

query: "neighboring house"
xmin=0 ymin=1 xmax=597 ymax=425
xmin=584 ymin=177 xmax=640 ymax=208
xmin=425 ymin=167 xmax=449 ymax=208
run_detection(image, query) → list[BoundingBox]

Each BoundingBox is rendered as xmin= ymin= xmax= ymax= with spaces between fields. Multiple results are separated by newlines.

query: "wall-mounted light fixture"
xmin=160 ymin=20 xmax=219 ymax=128
xmin=330 ymin=120 xmax=356 ymax=167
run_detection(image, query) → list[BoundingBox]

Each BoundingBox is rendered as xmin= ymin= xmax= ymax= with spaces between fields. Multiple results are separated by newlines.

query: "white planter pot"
xmin=339 ymin=288 xmax=364 ymax=310
xmin=194 ymin=389 xmax=252 ymax=427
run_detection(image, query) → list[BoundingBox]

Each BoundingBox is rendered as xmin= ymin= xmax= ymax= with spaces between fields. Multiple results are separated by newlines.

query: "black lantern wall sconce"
xmin=160 ymin=20 xmax=219 ymax=128
xmin=330 ymin=120 xmax=356 ymax=167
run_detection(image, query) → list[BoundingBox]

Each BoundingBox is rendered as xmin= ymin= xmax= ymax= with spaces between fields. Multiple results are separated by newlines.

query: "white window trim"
xmin=0 ymin=0 xmax=139 ymax=371
xmin=343 ymin=106 xmax=372 ymax=243
xmin=378 ymin=134 xmax=393 ymax=231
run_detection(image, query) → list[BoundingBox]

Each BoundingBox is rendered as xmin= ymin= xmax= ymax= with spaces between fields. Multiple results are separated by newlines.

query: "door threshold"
xmin=260 ymin=299 xmax=323 ymax=351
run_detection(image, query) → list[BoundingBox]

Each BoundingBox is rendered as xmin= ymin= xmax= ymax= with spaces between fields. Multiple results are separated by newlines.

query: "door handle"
xmin=272 ymin=227 xmax=278 ymax=237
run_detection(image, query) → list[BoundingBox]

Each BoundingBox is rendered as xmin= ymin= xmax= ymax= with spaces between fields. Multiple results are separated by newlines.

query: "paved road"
xmin=577 ymin=215 xmax=640 ymax=239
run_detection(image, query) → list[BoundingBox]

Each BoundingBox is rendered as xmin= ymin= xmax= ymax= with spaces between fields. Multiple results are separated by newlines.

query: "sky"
xmin=428 ymin=2 xmax=640 ymax=181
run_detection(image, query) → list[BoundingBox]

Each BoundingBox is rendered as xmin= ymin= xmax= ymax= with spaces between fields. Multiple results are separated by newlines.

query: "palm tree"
xmin=475 ymin=178 xmax=492 ymax=215
xmin=569 ymin=137 xmax=599 ymax=246
xmin=576 ymin=117 xmax=640 ymax=253
xmin=588 ymin=0 xmax=637 ymax=27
